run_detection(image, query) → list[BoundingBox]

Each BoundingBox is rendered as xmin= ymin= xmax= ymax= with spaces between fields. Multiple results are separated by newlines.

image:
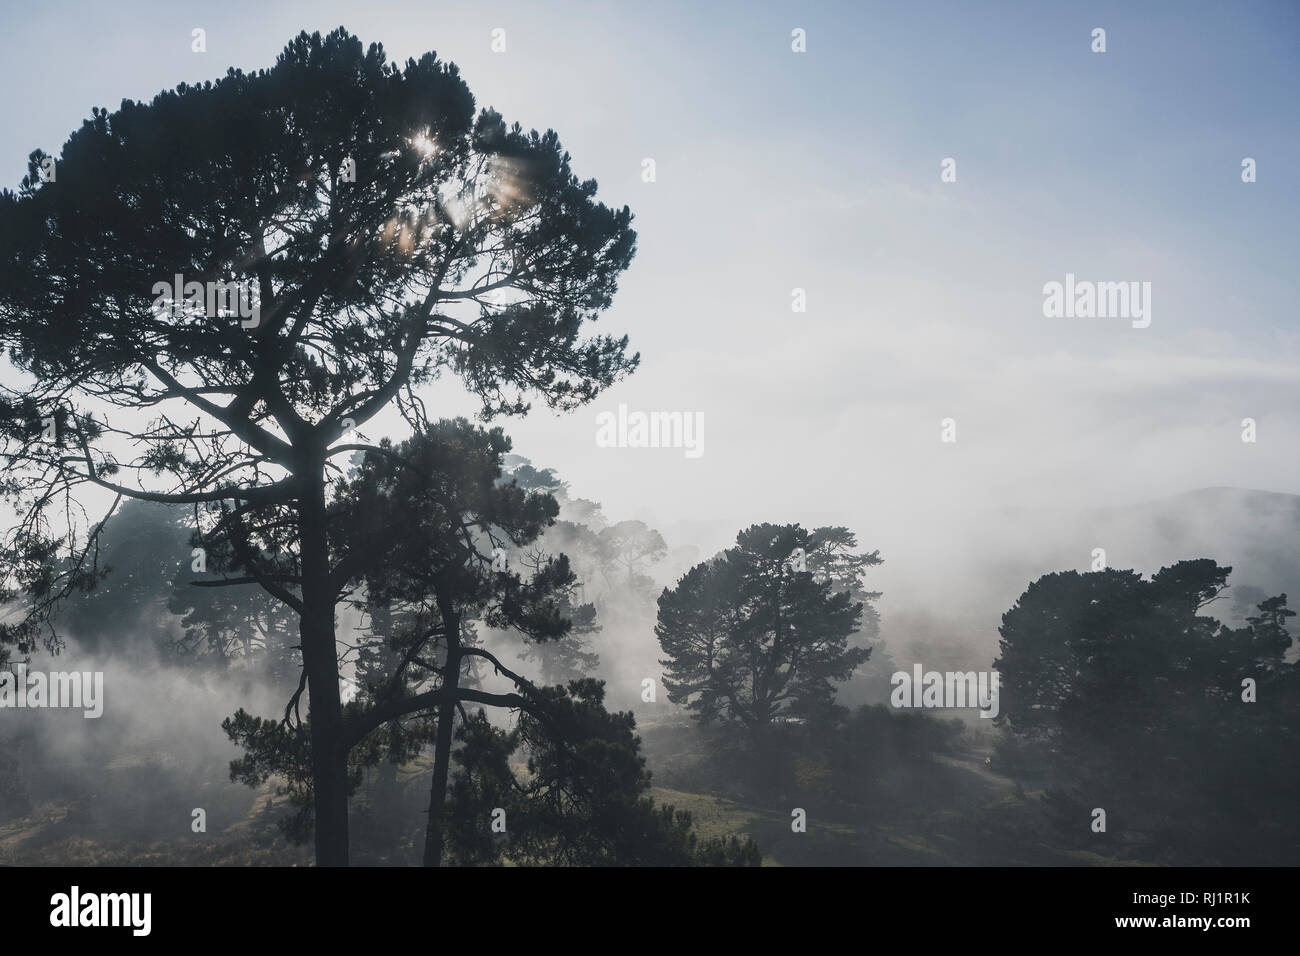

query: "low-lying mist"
xmin=3 ymin=479 xmax=1295 ymax=864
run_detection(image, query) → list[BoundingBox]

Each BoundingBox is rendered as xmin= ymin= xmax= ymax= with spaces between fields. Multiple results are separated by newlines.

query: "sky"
xmin=1 ymin=0 xmax=1297 ymax=600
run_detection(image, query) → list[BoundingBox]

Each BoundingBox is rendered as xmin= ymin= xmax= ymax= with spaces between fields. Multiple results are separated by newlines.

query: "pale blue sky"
xmin=2 ymin=0 xmax=1297 ymax=597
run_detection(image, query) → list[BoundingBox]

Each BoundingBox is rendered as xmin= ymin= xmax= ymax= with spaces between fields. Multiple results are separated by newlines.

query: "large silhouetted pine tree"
xmin=0 ymin=27 xmax=637 ymax=865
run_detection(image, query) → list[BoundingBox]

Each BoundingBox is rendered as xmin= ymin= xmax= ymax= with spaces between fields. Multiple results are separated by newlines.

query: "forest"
xmin=0 ymin=25 xmax=1297 ymax=869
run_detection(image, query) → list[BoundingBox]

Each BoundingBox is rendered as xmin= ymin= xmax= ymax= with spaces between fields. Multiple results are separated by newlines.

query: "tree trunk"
xmin=299 ymin=471 xmax=350 ymax=867
xmin=423 ymin=598 xmax=461 ymax=867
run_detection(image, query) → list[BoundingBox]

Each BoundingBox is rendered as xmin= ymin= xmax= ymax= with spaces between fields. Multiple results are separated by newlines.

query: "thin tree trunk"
xmin=423 ymin=597 xmax=461 ymax=867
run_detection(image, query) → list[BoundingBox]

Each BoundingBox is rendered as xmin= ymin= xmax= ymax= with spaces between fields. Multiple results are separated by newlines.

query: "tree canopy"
xmin=995 ymin=559 xmax=1299 ymax=864
xmin=656 ymin=523 xmax=877 ymax=747
xmin=0 ymin=27 xmax=638 ymax=866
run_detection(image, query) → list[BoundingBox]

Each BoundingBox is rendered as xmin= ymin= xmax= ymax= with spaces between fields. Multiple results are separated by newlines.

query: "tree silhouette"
xmin=444 ymin=681 xmax=761 ymax=866
xmin=331 ymin=420 xmax=589 ymax=865
xmin=995 ymin=559 xmax=1299 ymax=863
xmin=167 ymin=562 xmax=300 ymax=689
xmin=656 ymin=523 xmax=873 ymax=751
xmin=516 ymin=591 xmax=600 ymax=685
xmin=497 ymin=461 xmax=602 ymax=681
xmin=228 ymin=419 xmax=737 ymax=865
xmin=50 ymin=499 xmax=190 ymax=656
xmin=597 ymin=519 xmax=667 ymax=594
xmin=0 ymin=28 xmax=637 ymax=865
xmin=45 ymin=498 xmax=300 ymax=682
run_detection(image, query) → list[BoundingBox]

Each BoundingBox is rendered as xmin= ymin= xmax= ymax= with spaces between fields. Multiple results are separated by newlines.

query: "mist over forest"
xmin=1 ymin=6 xmax=1297 ymax=875
xmin=2 ymin=468 xmax=1296 ymax=866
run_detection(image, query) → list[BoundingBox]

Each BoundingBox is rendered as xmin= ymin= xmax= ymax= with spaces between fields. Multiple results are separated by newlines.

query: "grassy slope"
xmin=1 ymin=737 xmax=1150 ymax=866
